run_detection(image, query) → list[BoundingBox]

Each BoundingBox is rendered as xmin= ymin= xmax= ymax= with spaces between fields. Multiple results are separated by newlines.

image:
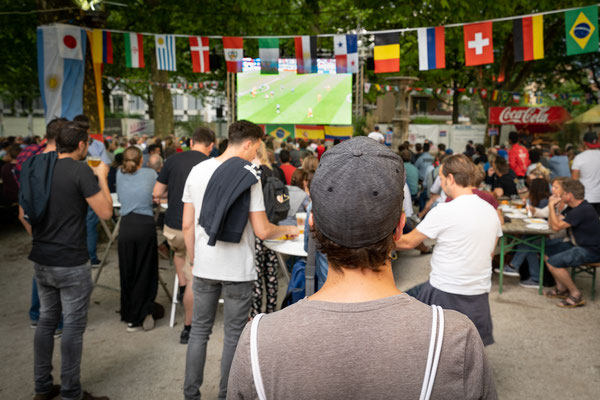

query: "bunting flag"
xmin=124 ymin=32 xmax=144 ymax=68
xmin=417 ymin=27 xmax=445 ymax=70
xmin=463 ymin=22 xmax=494 ymax=66
xmin=324 ymin=125 xmax=353 ymax=141
xmin=294 ymin=36 xmax=317 ymax=74
xmin=92 ymin=29 xmax=113 ymax=64
xmin=259 ymin=37 xmax=279 ymax=74
xmin=222 ymin=36 xmax=243 ymax=73
xmin=296 ymin=125 xmax=325 ymax=140
xmin=364 ymin=82 xmax=371 ymax=93
xmin=155 ymin=35 xmax=176 ymax=71
xmin=512 ymin=93 xmax=521 ymax=103
xmin=513 ymin=15 xmax=544 ymax=62
xmin=189 ymin=36 xmax=210 ymax=73
xmin=333 ymin=34 xmax=358 ymax=73
xmin=374 ymin=33 xmax=400 ymax=73
xmin=480 ymin=88 xmax=488 ymax=98
xmin=37 ymin=24 xmax=86 ymax=124
xmin=492 ymin=90 xmax=499 ymax=101
xmin=87 ymin=31 xmax=105 ymax=132
xmin=266 ymin=124 xmax=294 ymax=140
xmin=565 ymin=6 xmax=599 ymax=55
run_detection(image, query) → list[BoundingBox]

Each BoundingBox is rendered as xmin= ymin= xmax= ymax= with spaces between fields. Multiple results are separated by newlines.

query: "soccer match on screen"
xmin=237 ymin=58 xmax=352 ymax=125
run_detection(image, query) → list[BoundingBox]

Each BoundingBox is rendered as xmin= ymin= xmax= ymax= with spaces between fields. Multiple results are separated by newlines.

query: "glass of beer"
xmin=295 ymin=212 xmax=307 ymax=235
xmin=87 ymin=156 xmax=101 ymax=167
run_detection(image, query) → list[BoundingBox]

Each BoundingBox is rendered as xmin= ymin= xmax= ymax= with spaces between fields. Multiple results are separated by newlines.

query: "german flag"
xmin=374 ymin=33 xmax=399 ymax=73
xmin=513 ymin=15 xmax=544 ymax=62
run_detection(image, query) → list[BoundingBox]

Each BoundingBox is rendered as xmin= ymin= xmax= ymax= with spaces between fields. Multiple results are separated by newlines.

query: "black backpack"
xmin=261 ymin=167 xmax=290 ymax=224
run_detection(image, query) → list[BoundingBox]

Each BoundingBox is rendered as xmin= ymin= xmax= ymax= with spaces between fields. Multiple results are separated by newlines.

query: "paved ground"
xmin=1 ymin=219 xmax=599 ymax=399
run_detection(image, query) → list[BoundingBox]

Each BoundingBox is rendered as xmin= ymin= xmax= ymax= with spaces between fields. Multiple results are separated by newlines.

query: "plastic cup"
xmin=295 ymin=212 xmax=306 ymax=234
xmin=87 ymin=156 xmax=101 ymax=167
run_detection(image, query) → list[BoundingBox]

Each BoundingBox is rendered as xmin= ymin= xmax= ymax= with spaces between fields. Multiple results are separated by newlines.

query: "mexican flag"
xmin=259 ymin=38 xmax=279 ymax=74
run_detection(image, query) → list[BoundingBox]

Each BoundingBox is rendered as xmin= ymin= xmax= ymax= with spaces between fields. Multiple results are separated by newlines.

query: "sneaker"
xmin=142 ymin=314 xmax=155 ymax=331
xmin=30 ymin=320 xmax=38 ymax=329
xmin=126 ymin=323 xmax=142 ymax=332
xmin=494 ymin=264 xmax=520 ymax=277
xmin=32 ymin=384 xmax=60 ymax=400
xmin=180 ymin=327 xmax=191 ymax=344
xmin=519 ymin=278 xmax=540 ymax=289
xmin=90 ymin=259 xmax=101 ymax=268
xmin=53 ymin=328 xmax=63 ymax=339
xmin=81 ymin=391 xmax=109 ymax=400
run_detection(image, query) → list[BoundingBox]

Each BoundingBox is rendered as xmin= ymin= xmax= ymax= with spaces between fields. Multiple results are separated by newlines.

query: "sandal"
xmin=557 ymin=295 xmax=585 ymax=308
xmin=545 ymin=288 xmax=569 ymax=299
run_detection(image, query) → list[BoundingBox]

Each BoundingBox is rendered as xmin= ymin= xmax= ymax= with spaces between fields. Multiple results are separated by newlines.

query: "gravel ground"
xmin=1 ymin=220 xmax=599 ymax=399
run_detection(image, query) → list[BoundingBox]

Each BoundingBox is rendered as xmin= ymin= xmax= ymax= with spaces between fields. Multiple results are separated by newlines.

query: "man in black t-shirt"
xmin=545 ymin=179 xmax=600 ymax=308
xmin=487 ymin=156 xmax=517 ymax=198
xmin=19 ymin=122 xmax=113 ymax=400
xmin=153 ymin=127 xmax=215 ymax=344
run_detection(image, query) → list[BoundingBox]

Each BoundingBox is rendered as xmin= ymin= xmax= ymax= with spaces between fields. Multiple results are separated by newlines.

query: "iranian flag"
xmin=124 ymin=32 xmax=145 ymax=68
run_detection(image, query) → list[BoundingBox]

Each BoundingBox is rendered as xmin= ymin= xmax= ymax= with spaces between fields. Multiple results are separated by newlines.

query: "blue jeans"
xmin=546 ymin=238 xmax=600 ymax=268
xmin=184 ymin=278 xmax=253 ymax=400
xmin=33 ymin=263 xmax=93 ymax=400
xmin=510 ymin=241 xmax=541 ymax=282
xmin=30 ymin=277 xmax=64 ymax=330
xmin=86 ymin=207 xmax=99 ymax=263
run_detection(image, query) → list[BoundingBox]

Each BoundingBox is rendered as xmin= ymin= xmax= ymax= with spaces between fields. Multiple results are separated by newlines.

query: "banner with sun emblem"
xmin=565 ymin=6 xmax=598 ymax=55
xmin=37 ymin=24 xmax=86 ymax=124
xmin=222 ymin=36 xmax=244 ymax=73
xmin=155 ymin=35 xmax=176 ymax=71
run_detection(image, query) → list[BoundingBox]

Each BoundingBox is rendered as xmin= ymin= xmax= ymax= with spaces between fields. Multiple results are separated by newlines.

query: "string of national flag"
xmin=103 ymin=75 xmax=593 ymax=106
xmin=84 ymin=5 xmax=598 ymax=76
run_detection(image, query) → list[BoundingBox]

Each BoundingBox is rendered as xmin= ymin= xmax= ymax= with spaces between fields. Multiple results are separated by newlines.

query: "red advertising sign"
xmin=489 ymin=107 xmax=570 ymax=125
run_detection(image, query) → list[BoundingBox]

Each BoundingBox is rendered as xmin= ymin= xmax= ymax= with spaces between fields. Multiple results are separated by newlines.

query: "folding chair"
xmin=571 ymin=262 xmax=600 ymax=300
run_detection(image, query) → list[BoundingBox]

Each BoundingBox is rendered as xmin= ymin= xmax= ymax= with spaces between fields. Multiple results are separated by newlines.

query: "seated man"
xmin=228 ymin=137 xmax=497 ymax=399
xmin=397 ymin=154 xmax=503 ymax=346
xmin=544 ymin=179 xmax=600 ymax=308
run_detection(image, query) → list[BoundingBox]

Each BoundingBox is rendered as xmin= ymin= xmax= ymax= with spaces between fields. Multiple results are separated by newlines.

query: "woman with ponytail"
xmin=116 ymin=146 xmax=159 ymax=331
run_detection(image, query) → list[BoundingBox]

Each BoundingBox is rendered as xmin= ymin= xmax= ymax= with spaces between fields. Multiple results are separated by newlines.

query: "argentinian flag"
xmin=37 ymin=24 xmax=86 ymax=124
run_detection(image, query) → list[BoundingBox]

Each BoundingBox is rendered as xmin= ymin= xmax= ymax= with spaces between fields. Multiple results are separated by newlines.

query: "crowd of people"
xmin=3 ymin=117 xmax=599 ymax=399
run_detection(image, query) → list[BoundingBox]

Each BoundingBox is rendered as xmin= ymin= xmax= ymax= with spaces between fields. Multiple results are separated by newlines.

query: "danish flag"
xmin=189 ymin=36 xmax=210 ymax=73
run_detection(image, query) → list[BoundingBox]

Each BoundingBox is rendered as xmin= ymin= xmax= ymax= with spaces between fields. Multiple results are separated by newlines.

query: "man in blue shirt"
xmin=415 ymin=142 xmax=434 ymax=182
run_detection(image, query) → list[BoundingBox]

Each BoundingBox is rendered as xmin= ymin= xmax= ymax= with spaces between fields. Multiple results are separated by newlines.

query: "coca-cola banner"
xmin=489 ymin=107 xmax=570 ymax=125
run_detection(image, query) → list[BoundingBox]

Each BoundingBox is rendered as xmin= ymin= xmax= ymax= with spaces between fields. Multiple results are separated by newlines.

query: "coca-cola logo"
xmin=498 ymin=107 xmax=551 ymax=124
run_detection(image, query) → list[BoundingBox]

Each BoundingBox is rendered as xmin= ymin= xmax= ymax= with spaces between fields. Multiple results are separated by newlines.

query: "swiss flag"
xmin=463 ymin=22 xmax=493 ymax=66
xmin=189 ymin=36 xmax=210 ymax=73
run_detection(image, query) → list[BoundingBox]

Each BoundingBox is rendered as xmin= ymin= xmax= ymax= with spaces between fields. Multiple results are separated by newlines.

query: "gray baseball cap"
xmin=311 ymin=136 xmax=405 ymax=248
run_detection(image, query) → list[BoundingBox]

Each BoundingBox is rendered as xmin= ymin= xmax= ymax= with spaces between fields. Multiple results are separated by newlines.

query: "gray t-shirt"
xmin=116 ymin=168 xmax=157 ymax=217
xmin=227 ymin=294 xmax=497 ymax=400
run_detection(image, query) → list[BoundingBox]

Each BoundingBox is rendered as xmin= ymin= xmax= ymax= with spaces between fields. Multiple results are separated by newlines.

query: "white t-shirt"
xmin=572 ymin=149 xmax=600 ymax=203
xmin=368 ymin=131 xmax=385 ymax=143
xmin=429 ymin=175 xmax=447 ymax=203
xmin=403 ymin=183 xmax=413 ymax=218
xmin=182 ymin=158 xmax=265 ymax=282
xmin=416 ymin=194 xmax=503 ymax=295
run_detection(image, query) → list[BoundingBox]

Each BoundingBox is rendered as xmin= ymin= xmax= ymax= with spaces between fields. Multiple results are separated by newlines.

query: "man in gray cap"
xmin=227 ymin=137 xmax=496 ymax=400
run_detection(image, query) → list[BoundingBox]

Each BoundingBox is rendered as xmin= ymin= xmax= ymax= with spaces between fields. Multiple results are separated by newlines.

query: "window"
xmin=412 ymin=97 xmax=428 ymax=115
xmin=113 ymin=95 xmax=124 ymax=112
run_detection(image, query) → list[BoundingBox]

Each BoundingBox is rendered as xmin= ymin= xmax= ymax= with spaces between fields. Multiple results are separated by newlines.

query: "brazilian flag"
xmin=266 ymin=124 xmax=295 ymax=140
xmin=565 ymin=6 xmax=599 ymax=55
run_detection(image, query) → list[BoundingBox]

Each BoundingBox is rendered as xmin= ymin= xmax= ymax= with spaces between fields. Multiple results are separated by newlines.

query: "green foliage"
xmin=352 ymin=114 xmax=367 ymax=136
xmin=175 ymin=114 xmax=206 ymax=137
xmin=411 ymin=116 xmax=437 ymax=124
xmin=553 ymin=123 xmax=581 ymax=148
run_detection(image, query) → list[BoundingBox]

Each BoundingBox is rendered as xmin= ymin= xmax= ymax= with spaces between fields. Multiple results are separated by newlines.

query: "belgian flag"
xmin=374 ymin=33 xmax=399 ymax=73
xmin=513 ymin=15 xmax=544 ymax=62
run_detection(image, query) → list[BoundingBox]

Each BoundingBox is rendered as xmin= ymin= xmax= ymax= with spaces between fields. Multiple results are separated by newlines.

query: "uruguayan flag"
xmin=155 ymin=35 xmax=176 ymax=71
xmin=37 ymin=24 xmax=86 ymax=124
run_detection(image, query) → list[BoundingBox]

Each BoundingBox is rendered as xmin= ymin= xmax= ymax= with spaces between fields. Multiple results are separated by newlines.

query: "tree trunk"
xmin=150 ymin=56 xmax=173 ymax=138
xmin=83 ymin=38 xmax=102 ymax=133
xmin=452 ymin=81 xmax=459 ymax=124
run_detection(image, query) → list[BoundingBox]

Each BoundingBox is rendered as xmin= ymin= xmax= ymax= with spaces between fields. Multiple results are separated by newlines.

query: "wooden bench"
xmin=571 ymin=263 xmax=600 ymax=300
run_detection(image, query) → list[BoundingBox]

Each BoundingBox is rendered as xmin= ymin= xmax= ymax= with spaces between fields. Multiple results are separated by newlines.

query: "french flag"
xmin=417 ymin=27 xmax=445 ymax=71
xmin=37 ymin=24 xmax=86 ymax=124
xmin=333 ymin=34 xmax=358 ymax=73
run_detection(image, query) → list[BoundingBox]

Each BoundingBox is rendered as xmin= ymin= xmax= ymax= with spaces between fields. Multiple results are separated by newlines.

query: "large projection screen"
xmin=237 ymin=58 xmax=352 ymax=125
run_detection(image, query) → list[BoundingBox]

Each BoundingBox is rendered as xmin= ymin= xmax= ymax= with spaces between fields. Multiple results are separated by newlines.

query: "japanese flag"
xmin=57 ymin=24 xmax=83 ymax=60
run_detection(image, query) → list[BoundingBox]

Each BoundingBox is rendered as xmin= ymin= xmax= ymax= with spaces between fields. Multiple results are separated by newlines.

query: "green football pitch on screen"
xmin=237 ymin=69 xmax=352 ymax=125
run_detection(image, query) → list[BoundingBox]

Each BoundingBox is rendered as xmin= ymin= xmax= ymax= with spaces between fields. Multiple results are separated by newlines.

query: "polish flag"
xmin=190 ymin=36 xmax=210 ymax=73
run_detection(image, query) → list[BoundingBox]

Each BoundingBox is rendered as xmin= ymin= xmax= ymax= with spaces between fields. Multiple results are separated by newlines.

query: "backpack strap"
xmin=250 ymin=313 xmax=267 ymax=400
xmin=304 ymin=233 xmax=317 ymax=297
xmin=419 ymin=305 xmax=445 ymax=400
